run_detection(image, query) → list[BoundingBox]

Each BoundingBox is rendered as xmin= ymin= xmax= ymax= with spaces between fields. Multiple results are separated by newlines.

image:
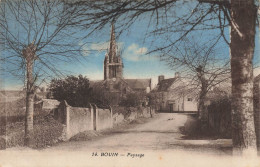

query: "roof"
xmin=36 ymin=99 xmax=60 ymax=109
xmin=124 ymin=79 xmax=151 ymax=90
xmin=89 ymin=80 xmax=103 ymax=87
xmin=157 ymin=78 xmax=177 ymax=91
xmin=255 ymin=74 xmax=260 ymax=83
xmin=90 ymin=78 xmax=151 ymax=92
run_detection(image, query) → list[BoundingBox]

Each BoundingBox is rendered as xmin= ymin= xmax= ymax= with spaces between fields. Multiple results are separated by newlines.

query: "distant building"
xmin=91 ymin=24 xmax=151 ymax=100
xmin=152 ymin=73 xmax=198 ymax=112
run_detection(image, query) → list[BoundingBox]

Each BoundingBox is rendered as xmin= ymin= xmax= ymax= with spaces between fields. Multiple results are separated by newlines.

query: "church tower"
xmin=104 ymin=24 xmax=123 ymax=80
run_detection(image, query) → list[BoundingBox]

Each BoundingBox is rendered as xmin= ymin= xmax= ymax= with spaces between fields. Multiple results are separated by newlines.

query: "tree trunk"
xmin=23 ymin=44 xmax=36 ymax=147
xmin=230 ymin=0 xmax=257 ymax=155
xmin=253 ymin=78 xmax=260 ymax=151
xmin=198 ymin=89 xmax=207 ymax=129
xmin=196 ymin=67 xmax=208 ymax=131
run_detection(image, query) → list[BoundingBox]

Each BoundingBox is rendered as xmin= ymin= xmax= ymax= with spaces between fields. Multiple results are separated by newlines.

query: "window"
xmin=187 ymin=98 xmax=192 ymax=101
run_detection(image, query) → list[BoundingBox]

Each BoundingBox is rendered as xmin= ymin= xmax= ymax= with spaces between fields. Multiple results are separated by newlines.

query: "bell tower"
xmin=104 ymin=23 xmax=123 ymax=80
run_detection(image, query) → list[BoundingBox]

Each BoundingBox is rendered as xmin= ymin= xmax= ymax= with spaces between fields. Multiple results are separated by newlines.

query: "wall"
xmin=69 ymin=107 xmax=92 ymax=137
xmin=55 ymin=101 xmax=113 ymax=140
xmin=155 ymin=90 xmax=197 ymax=112
xmin=96 ymin=108 xmax=113 ymax=130
xmin=53 ymin=101 xmax=154 ymax=140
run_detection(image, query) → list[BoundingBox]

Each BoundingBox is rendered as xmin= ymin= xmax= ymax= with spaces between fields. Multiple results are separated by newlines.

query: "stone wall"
xmin=49 ymin=100 xmax=155 ymax=140
xmin=69 ymin=107 xmax=92 ymax=137
xmin=55 ymin=101 xmax=113 ymax=140
xmin=96 ymin=108 xmax=113 ymax=130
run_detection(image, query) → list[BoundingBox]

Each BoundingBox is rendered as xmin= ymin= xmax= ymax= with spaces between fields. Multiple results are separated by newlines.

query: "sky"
xmin=1 ymin=1 xmax=260 ymax=90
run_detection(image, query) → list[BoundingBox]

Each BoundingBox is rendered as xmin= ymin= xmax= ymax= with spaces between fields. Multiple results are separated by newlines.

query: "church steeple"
xmin=109 ymin=23 xmax=116 ymax=63
xmin=104 ymin=23 xmax=123 ymax=80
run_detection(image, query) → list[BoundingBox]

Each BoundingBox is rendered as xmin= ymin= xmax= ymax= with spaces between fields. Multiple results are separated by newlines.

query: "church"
xmin=91 ymin=24 xmax=151 ymax=100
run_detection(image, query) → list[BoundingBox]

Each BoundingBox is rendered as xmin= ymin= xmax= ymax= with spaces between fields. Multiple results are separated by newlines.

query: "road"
xmin=46 ymin=113 xmax=232 ymax=155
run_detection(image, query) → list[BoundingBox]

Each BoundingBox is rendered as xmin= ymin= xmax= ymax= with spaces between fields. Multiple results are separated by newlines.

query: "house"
xmin=90 ymin=24 xmax=152 ymax=105
xmin=152 ymin=73 xmax=198 ymax=112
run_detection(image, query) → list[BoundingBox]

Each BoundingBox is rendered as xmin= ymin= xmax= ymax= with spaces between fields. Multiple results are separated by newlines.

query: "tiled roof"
xmin=124 ymin=79 xmax=151 ymax=90
xmin=157 ymin=78 xmax=177 ymax=91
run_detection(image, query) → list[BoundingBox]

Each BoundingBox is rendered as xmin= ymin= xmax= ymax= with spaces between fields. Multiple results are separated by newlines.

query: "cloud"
xmin=122 ymin=43 xmax=157 ymax=61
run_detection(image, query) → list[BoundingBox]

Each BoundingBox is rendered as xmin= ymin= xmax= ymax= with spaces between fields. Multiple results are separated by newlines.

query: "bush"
xmin=2 ymin=115 xmax=64 ymax=149
xmin=49 ymin=75 xmax=92 ymax=107
xmin=119 ymin=92 xmax=145 ymax=107
xmin=207 ymin=96 xmax=231 ymax=138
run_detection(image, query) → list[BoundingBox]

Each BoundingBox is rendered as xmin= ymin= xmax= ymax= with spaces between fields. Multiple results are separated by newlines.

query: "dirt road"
xmin=46 ymin=113 xmax=232 ymax=155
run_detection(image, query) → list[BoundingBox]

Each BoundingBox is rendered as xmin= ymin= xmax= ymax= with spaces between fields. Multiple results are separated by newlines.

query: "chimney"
xmin=175 ymin=72 xmax=180 ymax=78
xmin=158 ymin=75 xmax=165 ymax=84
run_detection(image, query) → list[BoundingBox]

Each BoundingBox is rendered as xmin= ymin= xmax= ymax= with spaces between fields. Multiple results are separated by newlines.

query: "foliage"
xmin=119 ymin=92 xmax=146 ymax=107
xmin=207 ymin=96 xmax=232 ymax=138
xmin=1 ymin=115 xmax=64 ymax=149
xmin=146 ymin=92 xmax=157 ymax=107
xmin=207 ymin=95 xmax=231 ymax=114
xmin=49 ymin=75 xmax=92 ymax=107
xmin=90 ymin=86 xmax=121 ymax=107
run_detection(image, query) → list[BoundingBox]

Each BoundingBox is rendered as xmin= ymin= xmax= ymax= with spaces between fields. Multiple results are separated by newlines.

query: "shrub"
xmin=49 ymin=75 xmax=92 ymax=107
xmin=207 ymin=96 xmax=231 ymax=138
xmin=119 ymin=92 xmax=145 ymax=107
xmin=2 ymin=115 xmax=64 ymax=149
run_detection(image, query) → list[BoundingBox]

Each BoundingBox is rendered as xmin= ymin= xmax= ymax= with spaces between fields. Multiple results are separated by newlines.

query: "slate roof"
xmin=157 ymin=78 xmax=177 ymax=91
xmin=89 ymin=80 xmax=103 ymax=88
xmin=124 ymin=79 xmax=151 ymax=90
xmin=90 ymin=78 xmax=151 ymax=92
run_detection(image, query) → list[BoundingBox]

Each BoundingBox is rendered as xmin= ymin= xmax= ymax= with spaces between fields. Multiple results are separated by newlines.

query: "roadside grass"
xmin=0 ymin=115 xmax=64 ymax=149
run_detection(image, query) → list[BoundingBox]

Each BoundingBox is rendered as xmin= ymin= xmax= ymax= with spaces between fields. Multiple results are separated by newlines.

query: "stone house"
xmin=152 ymin=74 xmax=198 ymax=112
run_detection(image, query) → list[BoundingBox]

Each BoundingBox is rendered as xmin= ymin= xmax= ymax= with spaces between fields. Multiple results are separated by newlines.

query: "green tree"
xmin=49 ymin=75 xmax=92 ymax=107
xmin=120 ymin=92 xmax=146 ymax=107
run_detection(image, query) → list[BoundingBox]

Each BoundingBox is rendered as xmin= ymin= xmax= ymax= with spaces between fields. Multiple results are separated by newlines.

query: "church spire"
xmin=104 ymin=22 xmax=123 ymax=80
xmin=109 ymin=23 xmax=116 ymax=62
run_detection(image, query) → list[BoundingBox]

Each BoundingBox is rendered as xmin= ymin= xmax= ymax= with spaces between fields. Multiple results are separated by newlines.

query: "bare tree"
xmin=160 ymin=37 xmax=230 ymax=130
xmin=0 ymin=0 xmax=87 ymax=147
xmin=66 ymin=0 xmax=260 ymax=155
